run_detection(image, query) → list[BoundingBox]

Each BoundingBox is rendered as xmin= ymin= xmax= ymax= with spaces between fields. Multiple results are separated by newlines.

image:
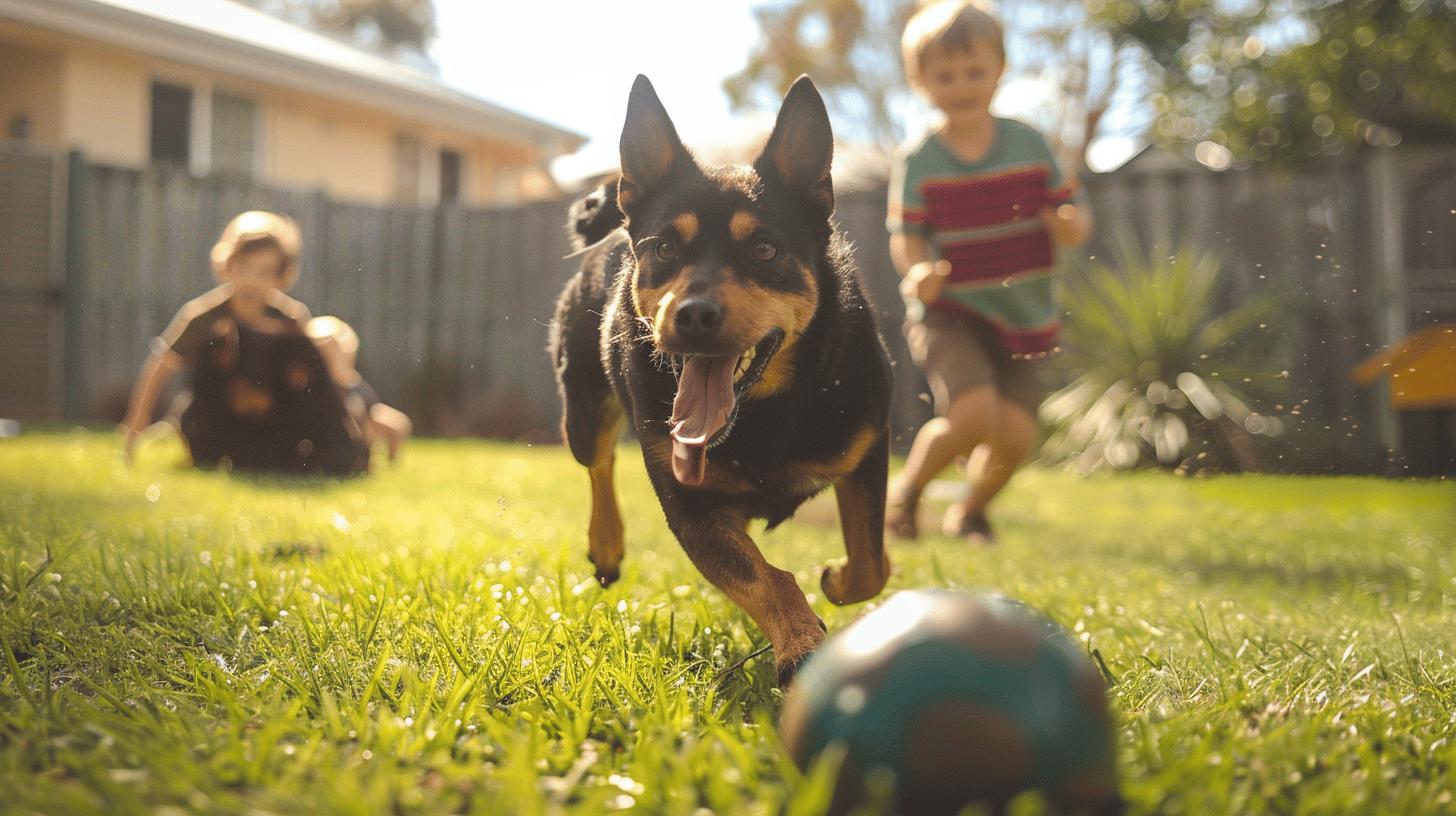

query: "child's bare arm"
xmin=121 ymin=351 xmax=181 ymax=461
xmin=890 ymin=231 xmax=930 ymax=278
xmin=368 ymin=403 xmax=412 ymax=462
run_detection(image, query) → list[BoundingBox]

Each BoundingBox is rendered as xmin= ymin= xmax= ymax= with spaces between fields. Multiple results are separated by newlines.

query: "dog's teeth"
xmin=732 ymin=347 xmax=757 ymax=383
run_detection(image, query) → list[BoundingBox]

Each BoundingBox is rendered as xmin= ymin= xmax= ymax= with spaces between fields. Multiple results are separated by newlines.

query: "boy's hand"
xmin=900 ymin=260 xmax=950 ymax=305
xmin=120 ymin=424 xmax=139 ymax=466
xmin=1040 ymin=203 xmax=1084 ymax=246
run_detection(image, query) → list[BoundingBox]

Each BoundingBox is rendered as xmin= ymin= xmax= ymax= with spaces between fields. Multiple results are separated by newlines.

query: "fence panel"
xmin=46 ymin=147 xmax=1456 ymax=469
xmin=0 ymin=146 xmax=63 ymax=418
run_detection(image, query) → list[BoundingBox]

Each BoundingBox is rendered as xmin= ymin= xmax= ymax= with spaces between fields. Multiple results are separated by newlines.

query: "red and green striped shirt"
xmin=888 ymin=118 xmax=1074 ymax=356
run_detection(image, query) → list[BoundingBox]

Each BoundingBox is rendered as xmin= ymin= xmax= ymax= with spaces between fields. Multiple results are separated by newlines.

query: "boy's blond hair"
xmin=210 ymin=210 xmax=303 ymax=290
xmin=901 ymin=1 xmax=1006 ymax=88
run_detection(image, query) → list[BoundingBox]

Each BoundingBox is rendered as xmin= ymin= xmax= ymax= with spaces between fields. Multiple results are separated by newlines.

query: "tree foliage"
xmin=1095 ymin=0 xmax=1456 ymax=165
xmin=724 ymin=0 xmax=1122 ymax=164
xmin=240 ymin=0 xmax=435 ymax=59
xmin=725 ymin=0 xmax=913 ymax=148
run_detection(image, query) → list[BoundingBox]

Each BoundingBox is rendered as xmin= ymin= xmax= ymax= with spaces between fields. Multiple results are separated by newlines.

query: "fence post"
xmin=61 ymin=149 xmax=90 ymax=420
xmin=1365 ymin=149 xmax=1407 ymax=461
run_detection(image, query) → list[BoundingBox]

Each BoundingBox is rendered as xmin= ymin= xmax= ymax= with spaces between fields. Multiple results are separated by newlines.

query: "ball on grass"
xmin=779 ymin=590 xmax=1120 ymax=815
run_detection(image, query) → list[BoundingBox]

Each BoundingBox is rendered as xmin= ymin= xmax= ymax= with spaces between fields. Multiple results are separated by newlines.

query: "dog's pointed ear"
xmin=755 ymin=75 xmax=834 ymax=214
xmin=619 ymin=75 xmax=689 ymax=213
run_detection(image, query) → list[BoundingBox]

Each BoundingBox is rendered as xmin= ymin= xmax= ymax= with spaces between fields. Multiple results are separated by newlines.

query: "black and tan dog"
xmin=550 ymin=75 xmax=892 ymax=685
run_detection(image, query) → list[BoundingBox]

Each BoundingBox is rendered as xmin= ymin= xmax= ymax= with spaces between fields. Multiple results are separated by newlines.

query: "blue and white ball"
xmin=779 ymin=590 xmax=1120 ymax=815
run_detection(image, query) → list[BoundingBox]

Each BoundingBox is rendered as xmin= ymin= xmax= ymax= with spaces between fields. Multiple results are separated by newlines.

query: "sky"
xmin=427 ymin=1 xmax=1141 ymax=185
xmin=430 ymin=0 xmax=776 ymax=183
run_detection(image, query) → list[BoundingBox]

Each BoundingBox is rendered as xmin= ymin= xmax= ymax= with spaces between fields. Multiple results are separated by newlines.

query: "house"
xmin=0 ymin=0 xmax=585 ymax=206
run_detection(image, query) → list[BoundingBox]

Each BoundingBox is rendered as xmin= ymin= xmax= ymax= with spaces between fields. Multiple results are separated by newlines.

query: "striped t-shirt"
xmin=887 ymin=118 xmax=1074 ymax=356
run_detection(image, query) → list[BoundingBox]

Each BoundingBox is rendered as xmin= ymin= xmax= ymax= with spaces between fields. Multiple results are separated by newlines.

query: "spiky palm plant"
xmin=1040 ymin=237 xmax=1286 ymax=473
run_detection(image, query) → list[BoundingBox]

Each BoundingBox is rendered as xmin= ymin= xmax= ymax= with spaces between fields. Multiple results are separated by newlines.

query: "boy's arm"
xmin=890 ymin=231 xmax=928 ymax=277
xmin=1039 ymin=151 xmax=1093 ymax=247
xmin=121 ymin=350 xmax=182 ymax=463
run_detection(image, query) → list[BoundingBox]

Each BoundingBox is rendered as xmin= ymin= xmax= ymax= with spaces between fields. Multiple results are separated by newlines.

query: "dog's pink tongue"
xmin=669 ymin=356 xmax=736 ymax=485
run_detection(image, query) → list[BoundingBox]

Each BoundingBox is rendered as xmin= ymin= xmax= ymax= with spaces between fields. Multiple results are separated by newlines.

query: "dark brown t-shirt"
xmin=152 ymin=284 xmax=311 ymax=367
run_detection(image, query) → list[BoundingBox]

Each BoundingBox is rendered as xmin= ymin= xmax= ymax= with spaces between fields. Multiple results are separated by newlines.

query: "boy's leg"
xmin=943 ymin=327 xmax=1045 ymax=541
xmin=890 ymin=312 xmax=999 ymax=538
xmin=888 ymin=385 xmax=1000 ymax=535
xmin=944 ymin=398 xmax=1036 ymax=541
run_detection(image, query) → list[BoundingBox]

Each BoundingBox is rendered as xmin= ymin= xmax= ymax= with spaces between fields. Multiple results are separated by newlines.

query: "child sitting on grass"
xmin=886 ymin=1 xmax=1092 ymax=543
xmin=122 ymin=210 xmax=310 ymax=462
xmin=121 ymin=211 xmax=367 ymax=474
xmin=306 ymin=315 xmax=412 ymax=462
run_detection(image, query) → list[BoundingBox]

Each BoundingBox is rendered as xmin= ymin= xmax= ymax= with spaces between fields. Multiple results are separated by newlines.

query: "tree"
xmin=1094 ymin=0 xmax=1456 ymax=165
xmin=240 ymin=0 xmax=435 ymax=61
xmin=724 ymin=0 xmax=911 ymax=149
xmin=724 ymin=0 xmax=1127 ymax=168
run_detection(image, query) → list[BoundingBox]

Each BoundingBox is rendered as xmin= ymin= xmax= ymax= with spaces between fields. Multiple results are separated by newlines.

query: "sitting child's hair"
xmin=901 ymin=1 xmax=1006 ymax=85
xmin=210 ymin=210 xmax=303 ymax=289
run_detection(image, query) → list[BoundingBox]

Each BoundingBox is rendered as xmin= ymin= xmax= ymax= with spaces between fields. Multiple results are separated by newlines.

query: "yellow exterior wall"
xmin=0 ymin=42 xmax=63 ymax=146
xmin=267 ymin=95 xmax=397 ymax=203
xmin=0 ymin=19 xmax=564 ymax=205
xmin=60 ymin=47 xmax=149 ymax=166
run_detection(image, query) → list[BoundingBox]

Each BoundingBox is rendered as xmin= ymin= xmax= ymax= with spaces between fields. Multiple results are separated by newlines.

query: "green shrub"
xmin=1041 ymin=237 xmax=1286 ymax=473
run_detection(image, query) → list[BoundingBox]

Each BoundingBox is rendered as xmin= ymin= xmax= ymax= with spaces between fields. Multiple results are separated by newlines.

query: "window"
xmin=7 ymin=114 xmax=31 ymax=141
xmin=149 ymin=81 xmax=191 ymax=165
xmin=210 ymin=91 xmax=256 ymax=177
xmin=394 ymin=134 xmax=421 ymax=203
xmin=439 ymin=148 xmax=462 ymax=204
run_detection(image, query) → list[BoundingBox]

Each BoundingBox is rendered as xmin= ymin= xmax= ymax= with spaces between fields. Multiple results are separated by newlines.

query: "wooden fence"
xmin=9 ymin=145 xmax=1454 ymax=470
xmin=69 ymin=162 xmax=579 ymax=438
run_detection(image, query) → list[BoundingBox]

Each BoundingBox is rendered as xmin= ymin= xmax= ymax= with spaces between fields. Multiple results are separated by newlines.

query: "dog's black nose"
xmin=675 ymin=298 xmax=723 ymax=339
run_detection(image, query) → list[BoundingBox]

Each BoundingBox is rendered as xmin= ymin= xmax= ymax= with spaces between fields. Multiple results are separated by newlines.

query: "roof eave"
xmin=0 ymin=0 xmax=587 ymax=156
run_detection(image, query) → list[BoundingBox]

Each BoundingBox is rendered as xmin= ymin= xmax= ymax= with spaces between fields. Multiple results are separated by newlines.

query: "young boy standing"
xmin=887 ymin=1 xmax=1091 ymax=542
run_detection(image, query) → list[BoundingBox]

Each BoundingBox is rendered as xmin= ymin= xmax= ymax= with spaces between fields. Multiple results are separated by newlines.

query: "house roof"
xmin=0 ymin=0 xmax=587 ymax=155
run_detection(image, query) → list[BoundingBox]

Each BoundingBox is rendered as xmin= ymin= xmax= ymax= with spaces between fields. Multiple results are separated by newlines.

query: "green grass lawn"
xmin=1 ymin=431 xmax=1454 ymax=815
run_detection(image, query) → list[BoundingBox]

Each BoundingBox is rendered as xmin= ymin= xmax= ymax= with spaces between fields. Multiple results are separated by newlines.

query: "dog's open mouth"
xmin=668 ymin=330 xmax=784 ymax=485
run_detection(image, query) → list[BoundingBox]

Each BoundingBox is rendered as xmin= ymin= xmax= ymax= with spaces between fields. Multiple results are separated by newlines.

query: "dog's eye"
xmin=752 ymin=241 xmax=777 ymax=262
xmin=654 ymin=239 xmax=679 ymax=262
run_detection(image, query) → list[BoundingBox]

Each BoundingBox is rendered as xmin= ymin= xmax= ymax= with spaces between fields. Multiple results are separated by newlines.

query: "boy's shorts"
xmin=904 ymin=308 xmax=1045 ymax=418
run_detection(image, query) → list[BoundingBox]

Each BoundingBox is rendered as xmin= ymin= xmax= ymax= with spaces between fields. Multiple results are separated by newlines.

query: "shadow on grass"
xmin=1173 ymin=553 xmax=1417 ymax=595
xmin=185 ymin=462 xmax=368 ymax=492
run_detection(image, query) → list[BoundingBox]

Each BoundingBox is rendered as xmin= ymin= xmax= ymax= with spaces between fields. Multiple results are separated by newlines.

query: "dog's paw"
xmin=819 ymin=559 xmax=888 ymax=606
xmin=587 ymin=552 xmax=621 ymax=588
xmin=774 ymin=624 xmax=827 ymax=688
xmin=776 ymin=652 xmax=811 ymax=688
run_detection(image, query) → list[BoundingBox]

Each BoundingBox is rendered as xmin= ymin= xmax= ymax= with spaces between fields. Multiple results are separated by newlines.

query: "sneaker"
xmin=943 ymin=505 xmax=996 ymax=545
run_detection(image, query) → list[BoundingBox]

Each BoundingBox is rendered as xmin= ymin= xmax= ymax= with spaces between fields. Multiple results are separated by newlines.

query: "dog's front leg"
xmin=643 ymin=438 xmax=825 ymax=686
xmin=821 ymin=428 xmax=892 ymax=605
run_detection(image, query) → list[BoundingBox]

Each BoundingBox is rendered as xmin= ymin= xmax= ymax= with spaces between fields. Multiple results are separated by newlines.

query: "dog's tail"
xmin=566 ymin=177 xmax=624 ymax=253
